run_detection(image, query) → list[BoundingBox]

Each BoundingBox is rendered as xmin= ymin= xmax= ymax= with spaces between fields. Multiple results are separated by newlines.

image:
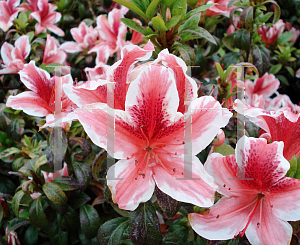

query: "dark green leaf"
xmin=262 ymin=0 xmax=281 ymax=23
xmin=154 ymin=187 xmax=181 ymax=219
xmin=73 ymin=161 xmax=92 ymax=191
xmin=174 ymin=44 xmax=196 ymax=66
xmin=252 ymin=45 xmax=270 ymax=76
xmin=221 ymin=52 xmax=243 ymax=69
xmin=12 ymin=190 xmax=29 ymax=216
xmin=92 ymin=150 xmax=106 ymax=180
xmin=34 ymin=155 xmax=47 ymax=172
xmin=179 ymin=14 xmax=201 ymax=33
xmin=57 ymin=205 xmax=79 ymax=231
xmin=223 ymin=33 xmax=236 ymax=51
xmin=257 ymin=12 xmax=273 ymax=24
xmin=269 ymin=63 xmax=282 ymax=75
xmin=0 ymin=174 xmax=17 ymax=196
xmin=80 ymin=204 xmax=101 ymax=239
xmin=42 ymin=182 xmax=67 ymax=205
xmin=181 ymin=27 xmax=217 ymax=44
xmin=0 ymin=204 xmax=3 ymax=222
xmin=68 ymin=191 xmax=91 ymax=210
xmin=98 ymin=217 xmax=130 ymax=245
xmin=29 ymin=197 xmax=51 ymax=229
xmin=234 ymin=29 xmax=251 ymax=51
xmin=120 ymin=18 xmax=146 ymax=34
xmin=24 ymin=225 xmax=38 ymax=245
xmin=129 ymin=201 xmax=162 ymax=245
xmin=277 ymin=32 xmax=293 ymax=45
xmin=240 ymin=6 xmax=253 ymax=30
xmin=52 ymin=176 xmax=81 ymax=191
xmin=162 ymin=232 xmax=185 ymax=245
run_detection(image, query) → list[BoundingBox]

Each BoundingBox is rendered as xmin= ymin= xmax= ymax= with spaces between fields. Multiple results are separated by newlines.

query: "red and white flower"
xmin=5 ymin=228 xmax=21 ymax=245
xmin=206 ymin=0 xmax=234 ymax=17
xmin=245 ymin=73 xmax=280 ymax=110
xmin=42 ymin=162 xmax=69 ymax=182
xmin=189 ymin=136 xmax=300 ymax=245
xmin=0 ymin=35 xmax=30 ymax=74
xmin=60 ymin=21 xmax=99 ymax=53
xmin=6 ymin=61 xmax=76 ymax=127
xmin=42 ymin=34 xmax=67 ymax=65
xmin=30 ymin=0 xmax=64 ymax=36
xmin=74 ymin=64 xmax=232 ymax=211
xmin=258 ymin=20 xmax=285 ymax=47
xmin=0 ymin=0 xmax=20 ymax=32
xmin=89 ymin=8 xmax=128 ymax=58
xmin=235 ymin=100 xmax=300 ymax=161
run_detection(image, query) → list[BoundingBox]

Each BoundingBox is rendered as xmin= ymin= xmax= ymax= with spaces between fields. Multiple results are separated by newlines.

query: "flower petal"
xmin=107 ymin=158 xmax=155 ymax=211
xmin=60 ymin=41 xmax=82 ymax=53
xmin=189 ymin=195 xmax=257 ymax=240
xmin=189 ymin=96 xmax=232 ymax=154
xmin=6 ymin=91 xmax=50 ymax=117
xmin=13 ymin=35 xmax=31 ymax=59
xmin=245 ymin=198 xmax=292 ymax=245
xmin=153 ymin=155 xmax=217 ymax=207
xmin=268 ymin=177 xmax=300 ymax=221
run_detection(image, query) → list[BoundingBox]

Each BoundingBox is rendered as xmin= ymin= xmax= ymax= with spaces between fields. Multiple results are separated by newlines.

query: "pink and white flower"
xmin=289 ymin=27 xmax=300 ymax=43
xmin=60 ymin=21 xmax=99 ymax=53
xmin=245 ymin=73 xmax=280 ymax=109
xmin=296 ymin=68 xmax=300 ymax=79
xmin=5 ymin=227 xmax=21 ymax=245
xmin=235 ymin=100 xmax=300 ymax=161
xmin=74 ymin=63 xmax=232 ymax=211
xmin=42 ymin=34 xmax=67 ymax=65
xmin=0 ymin=35 xmax=30 ymax=74
xmin=6 ymin=61 xmax=76 ymax=128
xmin=30 ymin=0 xmax=64 ymax=36
xmin=42 ymin=162 xmax=69 ymax=182
xmin=189 ymin=136 xmax=300 ymax=245
xmin=258 ymin=20 xmax=285 ymax=47
xmin=0 ymin=0 xmax=20 ymax=32
xmin=206 ymin=0 xmax=234 ymax=17
xmin=89 ymin=8 xmax=128 ymax=58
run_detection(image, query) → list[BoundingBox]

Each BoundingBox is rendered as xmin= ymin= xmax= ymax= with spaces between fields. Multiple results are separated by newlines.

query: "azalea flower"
xmin=0 ymin=35 xmax=30 ymax=74
xmin=189 ymin=136 xmax=300 ymax=245
xmin=296 ymin=68 xmax=300 ymax=79
xmin=42 ymin=34 xmax=67 ymax=65
xmin=245 ymin=73 xmax=280 ymax=110
xmin=0 ymin=0 xmax=20 ymax=31
xmin=235 ymin=100 xmax=300 ymax=161
xmin=5 ymin=227 xmax=21 ymax=245
xmin=289 ymin=27 xmax=300 ymax=43
xmin=74 ymin=63 xmax=232 ymax=211
xmin=19 ymin=0 xmax=38 ymax=12
xmin=206 ymin=0 xmax=234 ymax=17
xmin=6 ymin=60 xmax=76 ymax=128
xmin=60 ymin=21 xmax=99 ymax=53
xmin=89 ymin=8 xmax=128 ymax=58
xmin=65 ymin=41 xmax=198 ymax=115
xmin=30 ymin=0 xmax=64 ymax=36
xmin=258 ymin=20 xmax=285 ymax=47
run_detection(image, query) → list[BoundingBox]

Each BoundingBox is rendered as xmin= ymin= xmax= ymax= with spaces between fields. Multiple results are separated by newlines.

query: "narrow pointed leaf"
xmin=120 ymin=18 xmax=146 ymax=35
xmin=113 ymin=0 xmax=147 ymax=20
xmin=146 ymin=0 xmax=161 ymax=19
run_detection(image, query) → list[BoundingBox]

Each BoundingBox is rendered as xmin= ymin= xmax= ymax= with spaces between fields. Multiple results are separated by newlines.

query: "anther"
xmin=216 ymin=215 xmax=219 ymax=218
xmin=173 ymin=168 xmax=176 ymax=172
xmin=257 ymin=222 xmax=260 ymax=227
xmin=135 ymin=177 xmax=137 ymax=180
xmin=223 ymin=184 xmax=226 ymax=187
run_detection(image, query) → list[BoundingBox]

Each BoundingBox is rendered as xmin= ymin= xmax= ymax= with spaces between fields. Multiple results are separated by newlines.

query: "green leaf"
xmin=220 ymin=52 xmax=243 ymax=69
xmin=228 ymin=0 xmax=240 ymax=8
xmin=234 ymin=29 xmax=251 ymax=51
xmin=181 ymin=27 xmax=217 ymax=44
xmin=216 ymin=62 xmax=225 ymax=80
xmin=146 ymin=0 xmax=160 ymax=19
xmin=92 ymin=150 xmax=106 ymax=180
xmin=285 ymin=66 xmax=295 ymax=77
xmin=68 ymin=191 xmax=91 ymax=210
xmin=252 ymin=45 xmax=270 ymax=76
xmin=262 ymin=0 xmax=281 ymax=23
xmin=294 ymin=156 xmax=300 ymax=179
xmin=0 ymin=204 xmax=3 ymax=222
xmin=154 ymin=187 xmax=181 ymax=219
xmin=0 ymin=147 xmax=20 ymax=159
xmin=57 ymin=205 xmax=79 ymax=231
xmin=162 ymin=232 xmax=185 ymax=245
xmin=24 ymin=225 xmax=38 ymax=245
xmin=29 ymin=197 xmax=51 ymax=229
xmin=34 ymin=155 xmax=48 ymax=172
xmin=151 ymin=15 xmax=168 ymax=31
xmin=113 ymin=0 xmax=147 ymax=20
xmin=165 ymin=15 xmax=182 ymax=30
xmin=277 ymin=32 xmax=293 ymax=45
xmin=42 ymin=182 xmax=67 ymax=205
xmin=257 ymin=12 xmax=273 ymax=24
xmin=174 ymin=44 xmax=196 ymax=66
xmin=120 ymin=18 xmax=146 ymax=34
xmin=80 ymin=204 xmax=101 ymax=239
xmin=287 ymin=156 xmax=297 ymax=178
xmin=0 ymin=174 xmax=17 ymax=196
xmin=98 ymin=217 xmax=130 ymax=245
xmin=73 ymin=161 xmax=92 ymax=191
xmin=170 ymin=0 xmax=187 ymax=22
xmin=12 ymin=190 xmax=27 ymax=216
xmin=214 ymin=143 xmax=235 ymax=156
xmin=46 ymin=219 xmax=68 ymax=245
xmin=129 ymin=201 xmax=162 ymax=245
xmin=269 ymin=63 xmax=282 ymax=75
xmin=52 ymin=176 xmax=81 ymax=191
xmin=185 ymin=3 xmax=217 ymax=19
xmin=223 ymin=33 xmax=236 ymax=51
xmin=240 ymin=6 xmax=253 ymax=30
xmin=179 ymin=13 xmax=201 ymax=33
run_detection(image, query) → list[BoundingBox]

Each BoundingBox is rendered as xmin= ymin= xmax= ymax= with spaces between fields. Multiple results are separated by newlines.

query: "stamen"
xmin=153 ymin=153 xmax=175 ymax=175
xmin=140 ymin=126 xmax=150 ymax=146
